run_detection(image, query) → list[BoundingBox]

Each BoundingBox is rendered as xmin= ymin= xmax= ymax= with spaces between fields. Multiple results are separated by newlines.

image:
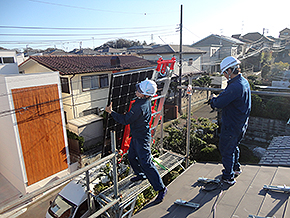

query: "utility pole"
xmin=178 ymin=4 xmax=183 ymax=115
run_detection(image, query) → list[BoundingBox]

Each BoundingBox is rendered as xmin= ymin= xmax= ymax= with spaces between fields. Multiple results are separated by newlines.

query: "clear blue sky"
xmin=1 ymin=0 xmax=290 ymax=51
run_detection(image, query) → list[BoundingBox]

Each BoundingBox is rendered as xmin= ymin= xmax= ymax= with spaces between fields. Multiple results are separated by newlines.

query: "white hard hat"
xmin=220 ymin=56 xmax=241 ymax=73
xmin=136 ymin=79 xmax=157 ymax=96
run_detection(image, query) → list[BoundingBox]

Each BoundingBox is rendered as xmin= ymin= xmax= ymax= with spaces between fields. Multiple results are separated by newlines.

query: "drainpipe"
xmin=70 ymin=74 xmax=76 ymax=119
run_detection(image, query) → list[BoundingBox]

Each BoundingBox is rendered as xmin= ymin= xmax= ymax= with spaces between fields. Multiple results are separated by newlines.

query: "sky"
xmin=1 ymin=0 xmax=290 ymax=52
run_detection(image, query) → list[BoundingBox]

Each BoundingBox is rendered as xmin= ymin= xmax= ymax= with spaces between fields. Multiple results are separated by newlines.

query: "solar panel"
xmin=102 ymin=58 xmax=176 ymax=157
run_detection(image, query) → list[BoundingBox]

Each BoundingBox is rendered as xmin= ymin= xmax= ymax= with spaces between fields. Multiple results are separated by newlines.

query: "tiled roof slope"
xmin=259 ymin=136 xmax=290 ymax=166
xmin=22 ymin=55 xmax=155 ymax=75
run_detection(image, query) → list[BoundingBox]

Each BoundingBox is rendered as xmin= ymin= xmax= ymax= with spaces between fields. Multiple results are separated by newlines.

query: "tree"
xmin=264 ymin=97 xmax=290 ymax=121
xmin=261 ymin=64 xmax=271 ymax=79
xmin=96 ymin=38 xmax=147 ymax=49
xmin=260 ymin=50 xmax=272 ymax=79
xmin=271 ymin=61 xmax=289 ymax=80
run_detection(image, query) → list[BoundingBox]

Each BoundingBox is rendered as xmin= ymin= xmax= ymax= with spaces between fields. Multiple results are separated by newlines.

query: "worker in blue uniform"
xmin=210 ymin=56 xmax=251 ymax=185
xmin=105 ymin=79 xmax=167 ymax=203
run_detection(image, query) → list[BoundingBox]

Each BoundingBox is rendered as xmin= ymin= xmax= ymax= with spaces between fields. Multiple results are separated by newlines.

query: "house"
xmin=0 ymin=50 xmax=19 ymax=75
xmin=234 ymin=32 xmax=275 ymax=49
xmin=191 ymin=34 xmax=245 ymax=74
xmin=18 ymin=55 xmax=155 ymax=147
xmin=69 ymin=48 xmax=100 ymax=55
xmin=98 ymin=47 xmax=124 ymax=55
xmin=232 ymin=32 xmax=276 ymax=71
xmin=279 ymin=28 xmax=290 ymax=39
xmin=127 ymin=45 xmax=153 ymax=54
xmin=139 ymin=44 xmax=206 ymax=76
xmin=139 ymin=44 xmax=207 ymax=113
xmin=0 ymin=72 xmax=71 ymax=194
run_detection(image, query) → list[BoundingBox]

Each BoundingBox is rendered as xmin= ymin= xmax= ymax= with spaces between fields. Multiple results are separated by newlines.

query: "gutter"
xmin=70 ymin=74 xmax=76 ymax=119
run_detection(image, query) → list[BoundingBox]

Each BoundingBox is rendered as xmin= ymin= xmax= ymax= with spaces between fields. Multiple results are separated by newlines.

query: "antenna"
xmin=158 ymin=36 xmax=166 ymax=44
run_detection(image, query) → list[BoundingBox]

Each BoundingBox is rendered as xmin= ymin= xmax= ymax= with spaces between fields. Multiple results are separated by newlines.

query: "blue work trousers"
xmin=128 ymin=138 xmax=165 ymax=191
xmin=219 ymin=129 xmax=244 ymax=180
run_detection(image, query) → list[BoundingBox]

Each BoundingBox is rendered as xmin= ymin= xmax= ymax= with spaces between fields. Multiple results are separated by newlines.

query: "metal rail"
xmin=178 ymin=85 xmax=290 ymax=97
xmin=0 ymin=143 xmax=117 ymax=214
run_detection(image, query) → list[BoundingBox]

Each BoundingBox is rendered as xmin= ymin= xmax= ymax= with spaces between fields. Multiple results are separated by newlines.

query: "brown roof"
xmin=20 ymin=55 xmax=155 ymax=75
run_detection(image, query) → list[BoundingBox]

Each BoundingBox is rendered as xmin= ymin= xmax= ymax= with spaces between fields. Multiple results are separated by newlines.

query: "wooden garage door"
xmin=12 ymin=84 xmax=68 ymax=186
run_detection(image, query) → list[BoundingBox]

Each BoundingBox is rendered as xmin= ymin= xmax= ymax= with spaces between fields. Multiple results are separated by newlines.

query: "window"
xmin=188 ymin=58 xmax=193 ymax=66
xmin=3 ymin=57 xmax=15 ymax=64
xmin=74 ymin=200 xmax=88 ymax=218
xmin=211 ymin=49 xmax=217 ymax=57
xmin=60 ymin=77 xmax=70 ymax=94
xmin=81 ymin=74 xmax=109 ymax=91
xmin=83 ymin=107 xmax=99 ymax=116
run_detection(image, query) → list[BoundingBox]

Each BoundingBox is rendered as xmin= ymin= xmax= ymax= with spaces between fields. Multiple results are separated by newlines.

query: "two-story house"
xmin=138 ymin=44 xmax=207 ymax=114
xmin=19 ymin=55 xmax=155 ymax=147
xmin=191 ymin=34 xmax=245 ymax=74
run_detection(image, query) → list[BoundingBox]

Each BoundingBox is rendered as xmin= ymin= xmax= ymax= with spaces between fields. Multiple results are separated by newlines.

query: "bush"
xmin=66 ymin=129 xmax=84 ymax=152
xmin=197 ymin=144 xmax=221 ymax=162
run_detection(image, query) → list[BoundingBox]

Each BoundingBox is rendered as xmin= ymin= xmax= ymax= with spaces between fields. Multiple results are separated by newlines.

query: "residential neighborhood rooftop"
xmin=19 ymin=55 xmax=156 ymax=75
xmin=133 ymin=162 xmax=290 ymax=218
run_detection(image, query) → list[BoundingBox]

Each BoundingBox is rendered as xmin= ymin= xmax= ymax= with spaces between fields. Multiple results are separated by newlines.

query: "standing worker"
xmin=105 ymin=79 xmax=167 ymax=203
xmin=210 ymin=56 xmax=251 ymax=185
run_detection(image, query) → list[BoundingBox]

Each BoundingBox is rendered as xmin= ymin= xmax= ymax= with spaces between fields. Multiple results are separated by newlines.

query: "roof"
xmin=192 ymin=34 xmax=245 ymax=47
xmin=241 ymin=32 xmax=275 ymax=43
xmin=279 ymin=28 xmax=290 ymax=33
xmin=127 ymin=45 xmax=153 ymax=50
xmin=259 ymin=136 xmax=290 ymax=166
xmin=19 ymin=55 xmax=155 ymax=75
xmin=133 ymin=162 xmax=290 ymax=218
xmin=139 ymin=44 xmax=206 ymax=54
xmin=100 ymin=47 xmax=123 ymax=53
xmin=59 ymin=180 xmax=86 ymax=206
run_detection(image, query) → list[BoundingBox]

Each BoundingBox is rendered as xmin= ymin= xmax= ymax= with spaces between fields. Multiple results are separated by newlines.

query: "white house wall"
xmin=0 ymin=72 xmax=70 ymax=194
xmin=142 ymin=53 xmax=202 ymax=76
xmin=0 ymin=50 xmax=19 ymax=75
xmin=20 ymin=60 xmax=52 ymax=74
xmin=67 ymin=73 xmax=111 ymax=120
xmin=0 ymin=75 xmax=26 ymax=193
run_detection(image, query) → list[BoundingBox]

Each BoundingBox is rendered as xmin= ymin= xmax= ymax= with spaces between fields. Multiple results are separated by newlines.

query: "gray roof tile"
xmin=20 ymin=55 xmax=155 ymax=75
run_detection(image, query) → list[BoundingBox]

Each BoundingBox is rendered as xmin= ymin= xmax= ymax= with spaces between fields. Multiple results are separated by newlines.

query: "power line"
xmin=0 ymin=29 xmax=173 ymax=37
xmin=29 ymin=0 xmax=177 ymax=15
xmin=0 ymin=25 xmax=174 ymax=31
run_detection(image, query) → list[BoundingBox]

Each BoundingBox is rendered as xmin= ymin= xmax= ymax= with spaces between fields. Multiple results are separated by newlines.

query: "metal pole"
xmin=178 ymin=4 xmax=183 ymax=115
xmin=186 ymin=76 xmax=192 ymax=168
xmin=85 ymin=167 xmax=91 ymax=215
xmin=177 ymin=85 xmax=290 ymax=97
xmin=160 ymin=106 xmax=164 ymax=155
xmin=110 ymin=131 xmax=119 ymax=217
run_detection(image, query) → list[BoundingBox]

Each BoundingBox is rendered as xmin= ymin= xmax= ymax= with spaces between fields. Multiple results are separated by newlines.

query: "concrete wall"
xmin=244 ymin=117 xmax=290 ymax=145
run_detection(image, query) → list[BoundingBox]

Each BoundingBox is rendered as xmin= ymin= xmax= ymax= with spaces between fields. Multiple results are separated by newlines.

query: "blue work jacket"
xmin=111 ymin=98 xmax=151 ymax=140
xmin=211 ymin=74 xmax=251 ymax=135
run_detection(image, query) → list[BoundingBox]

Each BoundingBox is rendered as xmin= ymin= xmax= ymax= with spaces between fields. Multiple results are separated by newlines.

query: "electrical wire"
xmin=0 ymin=29 xmax=174 ymax=37
xmin=0 ymin=25 xmax=174 ymax=31
xmin=29 ymin=0 xmax=177 ymax=15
